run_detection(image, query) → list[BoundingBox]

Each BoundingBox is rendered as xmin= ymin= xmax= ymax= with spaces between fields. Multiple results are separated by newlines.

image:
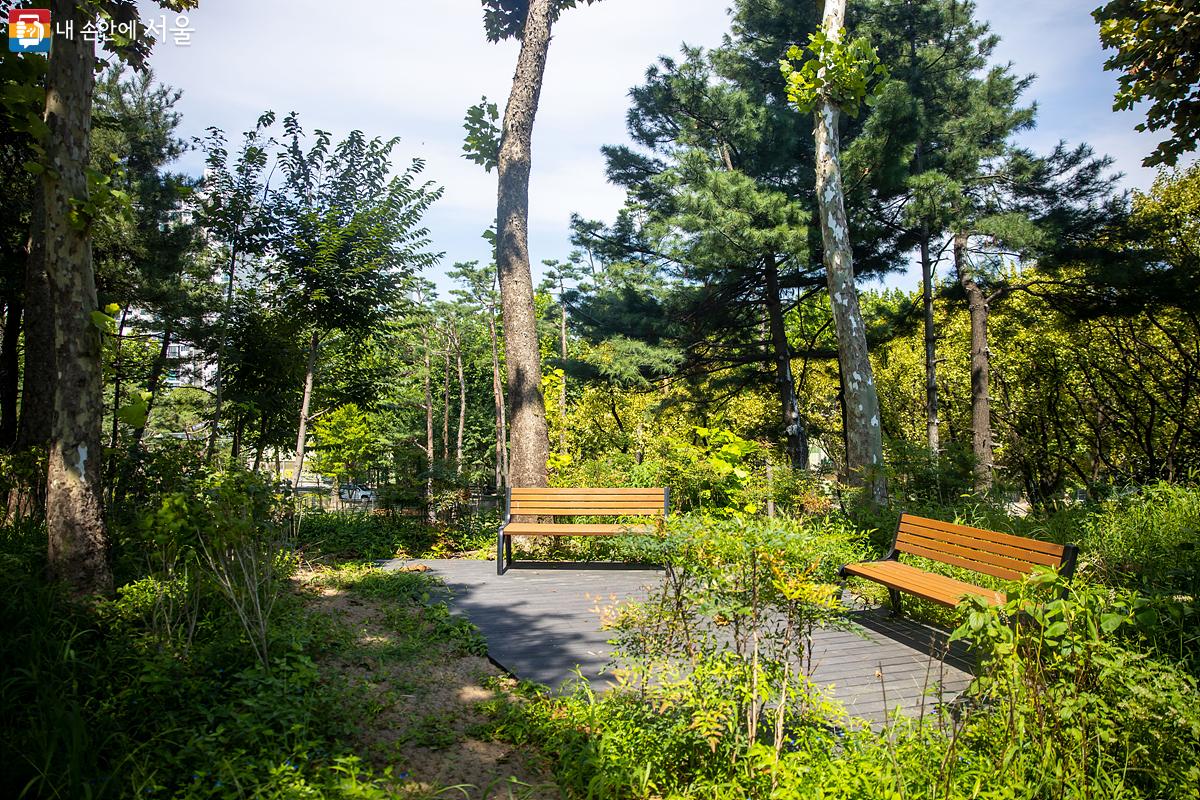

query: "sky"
xmin=136 ymin=0 xmax=1172 ymax=294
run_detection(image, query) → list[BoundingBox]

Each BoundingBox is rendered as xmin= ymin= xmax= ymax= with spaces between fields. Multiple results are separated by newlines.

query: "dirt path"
xmin=296 ymin=568 xmax=559 ymax=799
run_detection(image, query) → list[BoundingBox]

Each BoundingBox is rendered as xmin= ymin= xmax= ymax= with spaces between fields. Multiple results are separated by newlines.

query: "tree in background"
xmin=479 ymin=0 xmax=602 ymax=490
xmin=271 ymin=115 xmax=442 ymax=481
xmin=1094 ymin=0 xmax=1200 ymax=167
xmin=782 ymin=2 xmax=889 ymax=503
xmin=310 ymin=403 xmax=383 ymax=490
xmin=195 ymin=112 xmax=276 ymax=464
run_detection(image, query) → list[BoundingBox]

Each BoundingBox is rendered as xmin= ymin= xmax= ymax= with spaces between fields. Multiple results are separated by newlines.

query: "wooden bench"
xmin=840 ymin=513 xmax=1078 ymax=615
xmin=497 ymin=487 xmax=669 ymax=574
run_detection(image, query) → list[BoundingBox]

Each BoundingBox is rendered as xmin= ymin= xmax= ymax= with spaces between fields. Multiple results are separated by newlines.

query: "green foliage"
xmin=0 ymin=495 xmax=398 ymax=798
xmin=309 ymin=404 xmax=385 ymax=486
xmin=954 ymin=571 xmax=1200 ymax=799
xmin=780 ymin=27 xmax=888 ymax=117
xmin=461 ymin=95 xmax=500 ymax=172
xmin=1094 ymin=0 xmax=1200 ymax=167
xmin=478 ymin=0 xmax=604 ymax=43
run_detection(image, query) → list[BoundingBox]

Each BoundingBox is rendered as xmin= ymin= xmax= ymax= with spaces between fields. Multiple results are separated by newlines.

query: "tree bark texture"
xmin=292 ymin=330 xmax=318 ymax=483
xmin=43 ymin=0 xmax=112 ymax=596
xmin=763 ymin=253 xmax=808 ymax=469
xmin=496 ymin=0 xmax=554 ymax=489
xmin=811 ymin=0 xmax=887 ymax=504
xmin=441 ymin=340 xmax=451 ymax=462
xmin=954 ymin=232 xmax=994 ymax=491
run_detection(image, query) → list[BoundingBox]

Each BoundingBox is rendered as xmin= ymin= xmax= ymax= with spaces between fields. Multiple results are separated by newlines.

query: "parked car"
xmin=338 ymin=484 xmax=377 ymax=502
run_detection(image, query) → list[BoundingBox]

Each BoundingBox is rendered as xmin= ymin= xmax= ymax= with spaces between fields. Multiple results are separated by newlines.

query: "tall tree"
xmin=195 ymin=113 xmax=276 ymax=464
xmin=479 ymin=0 xmax=602 ymax=489
xmin=41 ymin=0 xmax=110 ymax=594
xmin=272 ymin=116 xmax=442 ymax=482
xmin=783 ymin=1 xmax=888 ymax=502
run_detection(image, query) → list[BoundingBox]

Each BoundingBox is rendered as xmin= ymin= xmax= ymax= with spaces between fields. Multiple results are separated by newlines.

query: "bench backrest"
xmin=507 ymin=487 xmax=668 ymax=518
xmin=894 ymin=513 xmax=1077 ymax=581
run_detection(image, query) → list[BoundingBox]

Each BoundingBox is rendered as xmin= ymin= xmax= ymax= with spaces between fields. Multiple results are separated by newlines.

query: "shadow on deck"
xmin=381 ymin=558 xmax=975 ymax=727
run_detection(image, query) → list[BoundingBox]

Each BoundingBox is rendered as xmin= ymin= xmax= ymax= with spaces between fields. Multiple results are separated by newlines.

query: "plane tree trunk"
xmin=811 ymin=0 xmax=887 ymax=505
xmin=43 ymin=0 xmax=112 ymax=596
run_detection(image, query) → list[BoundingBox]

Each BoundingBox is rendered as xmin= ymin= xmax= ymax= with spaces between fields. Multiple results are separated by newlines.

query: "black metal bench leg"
xmin=889 ymin=589 xmax=902 ymax=618
xmin=505 ymin=533 xmax=513 ymax=567
xmin=496 ymin=529 xmax=506 ymax=575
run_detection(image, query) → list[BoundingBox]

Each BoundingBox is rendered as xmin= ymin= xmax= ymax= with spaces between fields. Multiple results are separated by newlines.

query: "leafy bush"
xmin=295 ymin=508 xmax=495 ymax=560
xmin=955 ymin=570 xmax=1200 ymax=799
xmin=1074 ymin=481 xmax=1200 ymax=595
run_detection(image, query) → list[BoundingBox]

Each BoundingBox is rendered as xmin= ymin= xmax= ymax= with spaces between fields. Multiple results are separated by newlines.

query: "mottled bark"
xmin=954 ymin=232 xmax=993 ymax=491
xmin=763 ymin=253 xmax=808 ymax=469
xmin=495 ymin=0 xmax=553 ymax=489
xmin=811 ymin=0 xmax=887 ymax=504
xmin=43 ymin=0 xmax=112 ymax=596
xmin=293 ymin=330 xmax=318 ymax=482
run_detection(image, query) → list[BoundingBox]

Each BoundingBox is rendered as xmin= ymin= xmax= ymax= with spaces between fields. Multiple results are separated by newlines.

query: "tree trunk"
xmin=954 ymin=232 xmax=993 ymax=491
xmin=495 ymin=0 xmax=554 ymax=489
xmin=455 ymin=328 xmax=466 ymax=475
xmin=205 ymin=243 xmax=238 ymax=464
xmin=0 ymin=298 xmax=22 ymax=447
xmin=763 ymin=253 xmax=808 ymax=469
xmin=441 ymin=337 xmax=451 ymax=462
xmin=559 ymin=288 xmax=567 ymax=452
xmin=106 ymin=305 xmax=128 ymax=504
xmin=811 ymin=0 xmax=887 ymax=505
xmin=129 ymin=324 xmax=171 ymax=454
xmin=920 ymin=234 xmax=940 ymax=454
xmin=42 ymin=0 xmax=112 ymax=596
xmin=293 ymin=330 xmax=318 ymax=483
xmin=422 ymin=329 xmax=435 ymax=524
xmin=252 ymin=413 xmax=267 ymax=472
xmin=488 ymin=310 xmax=508 ymax=491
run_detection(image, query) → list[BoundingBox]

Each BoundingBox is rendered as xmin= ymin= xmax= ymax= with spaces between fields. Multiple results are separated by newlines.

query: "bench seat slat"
xmin=901 ymin=515 xmax=1066 ymax=558
xmin=844 ymin=560 xmax=1005 ymax=607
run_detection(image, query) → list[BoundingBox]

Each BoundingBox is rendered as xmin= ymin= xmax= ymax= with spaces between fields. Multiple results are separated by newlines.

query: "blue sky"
xmin=138 ymin=0 xmax=1173 ymax=295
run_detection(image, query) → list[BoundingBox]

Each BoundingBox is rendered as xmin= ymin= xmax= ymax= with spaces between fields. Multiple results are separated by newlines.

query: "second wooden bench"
xmin=840 ymin=512 xmax=1078 ymax=615
xmin=497 ymin=487 xmax=669 ymax=574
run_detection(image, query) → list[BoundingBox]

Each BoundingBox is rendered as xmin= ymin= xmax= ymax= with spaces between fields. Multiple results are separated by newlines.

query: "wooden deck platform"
xmin=381 ymin=558 xmax=974 ymax=726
